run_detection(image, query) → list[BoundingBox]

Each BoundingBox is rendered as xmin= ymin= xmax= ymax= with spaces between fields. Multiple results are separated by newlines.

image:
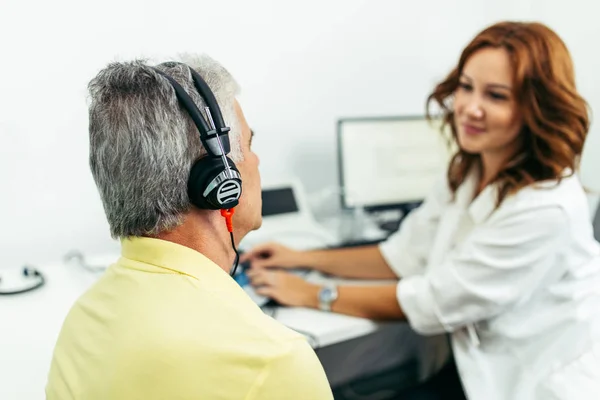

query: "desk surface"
xmin=0 ymin=259 xmax=392 ymax=400
xmin=1 ymin=263 xmax=99 ymax=400
xmin=279 ymin=270 xmax=398 ymax=348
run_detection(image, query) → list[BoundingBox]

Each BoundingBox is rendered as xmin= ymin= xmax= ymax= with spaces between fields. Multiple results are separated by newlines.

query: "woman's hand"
xmin=247 ymin=268 xmax=319 ymax=308
xmin=240 ymin=242 xmax=307 ymax=270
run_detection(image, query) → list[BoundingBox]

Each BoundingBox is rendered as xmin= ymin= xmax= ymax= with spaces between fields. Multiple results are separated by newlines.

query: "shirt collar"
xmin=119 ymin=236 xmax=230 ymax=281
xmin=454 ymin=166 xmax=498 ymax=224
xmin=453 ymin=166 xmax=575 ymax=224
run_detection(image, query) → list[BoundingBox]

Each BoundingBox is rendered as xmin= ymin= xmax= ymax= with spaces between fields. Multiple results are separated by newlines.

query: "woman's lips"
xmin=463 ymin=124 xmax=485 ymax=135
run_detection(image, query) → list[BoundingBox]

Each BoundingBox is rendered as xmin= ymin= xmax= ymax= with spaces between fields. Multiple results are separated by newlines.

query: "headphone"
xmin=153 ymin=63 xmax=242 ymax=210
xmin=154 ymin=63 xmax=242 ymax=275
xmin=0 ymin=267 xmax=46 ymax=295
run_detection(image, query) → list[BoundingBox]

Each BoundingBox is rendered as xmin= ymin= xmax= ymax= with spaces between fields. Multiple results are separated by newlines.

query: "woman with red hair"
xmin=244 ymin=21 xmax=600 ymax=399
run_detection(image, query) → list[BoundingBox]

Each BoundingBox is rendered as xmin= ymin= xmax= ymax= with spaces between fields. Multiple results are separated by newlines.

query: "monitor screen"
xmin=337 ymin=116 xmax=453 ymax=210
xmin=261 ymin=187 xmax=299 ymax=216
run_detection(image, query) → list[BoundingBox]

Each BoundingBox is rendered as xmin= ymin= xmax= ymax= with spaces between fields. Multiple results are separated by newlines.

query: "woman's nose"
xmin=465 ymin=99 xmax=484 ymax=119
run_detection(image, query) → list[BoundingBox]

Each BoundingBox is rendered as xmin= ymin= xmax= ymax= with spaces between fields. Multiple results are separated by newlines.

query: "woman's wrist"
xmin=300 ymin=283 xmax=320 ymax=308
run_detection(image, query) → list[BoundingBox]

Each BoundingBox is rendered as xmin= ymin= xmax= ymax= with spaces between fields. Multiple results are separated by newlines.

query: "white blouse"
xmin=379 ymin=169 xmax=600 ymax=399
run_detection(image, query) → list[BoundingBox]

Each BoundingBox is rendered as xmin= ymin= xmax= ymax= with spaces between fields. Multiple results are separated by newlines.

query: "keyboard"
xmin=327 ymin=237 xmax=387 ymax=249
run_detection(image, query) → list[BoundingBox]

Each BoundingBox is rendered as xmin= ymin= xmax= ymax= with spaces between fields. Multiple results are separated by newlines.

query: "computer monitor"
xmin=337 ymin=115 xmax=453 ymax=211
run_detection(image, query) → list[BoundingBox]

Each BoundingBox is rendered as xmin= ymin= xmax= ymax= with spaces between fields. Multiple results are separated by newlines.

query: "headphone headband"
xmin=152 ymin=62 xmax=242 ymax=211
xmin=153 ymin=64 xmax=231 ymax=157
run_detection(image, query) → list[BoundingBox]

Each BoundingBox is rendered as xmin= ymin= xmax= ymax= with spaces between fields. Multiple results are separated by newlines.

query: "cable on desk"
xmin=0 ymin=266 xmax=46 ymax=295
xmin=63 ymin=250 xmax=107 ymax=273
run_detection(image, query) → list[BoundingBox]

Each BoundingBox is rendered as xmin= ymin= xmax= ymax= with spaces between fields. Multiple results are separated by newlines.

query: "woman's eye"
xmin=458 ymin=82 xmax=472 ymax=91
xmin=489 ymin=92 xmax=508 ymax=100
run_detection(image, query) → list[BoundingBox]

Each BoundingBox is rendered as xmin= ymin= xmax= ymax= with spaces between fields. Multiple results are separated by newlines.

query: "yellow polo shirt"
xmin=46 ymin=237 xmax=333 ymax=399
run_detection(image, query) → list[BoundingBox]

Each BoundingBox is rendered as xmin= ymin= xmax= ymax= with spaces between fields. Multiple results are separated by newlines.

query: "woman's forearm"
xmin=303 ymin=283 xmax=405 ymax=320
xmin=300 ymin=245 xmax=398 ymax=279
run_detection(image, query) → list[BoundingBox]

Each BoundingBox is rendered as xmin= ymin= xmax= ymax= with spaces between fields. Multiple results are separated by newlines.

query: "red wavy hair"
xmin=427 ymin=21 xmax=590 ymax=205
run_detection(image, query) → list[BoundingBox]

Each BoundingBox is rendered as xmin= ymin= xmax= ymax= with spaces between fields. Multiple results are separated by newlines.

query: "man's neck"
xmin=155 ymin=211 xmax=236 ymax=274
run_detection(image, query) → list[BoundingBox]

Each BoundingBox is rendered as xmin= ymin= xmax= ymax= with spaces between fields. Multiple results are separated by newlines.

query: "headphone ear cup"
xmin=189 ymin=156 xmax=242 ymax=210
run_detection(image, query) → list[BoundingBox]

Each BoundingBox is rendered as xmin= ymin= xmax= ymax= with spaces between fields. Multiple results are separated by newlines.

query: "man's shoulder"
xmin=218 ymin=307 xmax=313 ymax=358
xmin=49 ymin=261 xmax=331 ymax=399
xmin=249 ymin=333 xmax=333 ymax=399
xmin=65 ymin=260 xmax=317 ymax=360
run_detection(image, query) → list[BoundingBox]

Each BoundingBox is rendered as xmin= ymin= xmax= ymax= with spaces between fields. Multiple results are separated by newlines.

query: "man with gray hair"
xmin=46 ymin=55 xmax=333 ymax=399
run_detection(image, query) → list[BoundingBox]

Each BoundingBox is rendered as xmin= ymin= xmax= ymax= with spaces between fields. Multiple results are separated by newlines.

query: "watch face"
xmin=319 ymin=287 xmax=334 ymax=302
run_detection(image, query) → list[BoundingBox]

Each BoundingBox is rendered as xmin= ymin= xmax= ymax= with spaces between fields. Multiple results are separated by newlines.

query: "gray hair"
xmin=88 ymin=54 xmax=241 ymax=239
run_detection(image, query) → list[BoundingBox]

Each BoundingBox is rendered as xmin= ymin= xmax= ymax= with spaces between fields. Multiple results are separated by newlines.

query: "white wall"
xmin=0 ymin=0 xmax=598 ymax=268
xmin=509 ymin=0 xmax=600 ymax=212
xmin=0 ymin=0 xmax=517 ymax=268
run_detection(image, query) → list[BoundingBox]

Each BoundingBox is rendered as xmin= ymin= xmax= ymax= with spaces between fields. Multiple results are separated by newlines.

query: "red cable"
xmin=220 ymin=208 xmax=235 ymax=232
xmin=221 ymin=207 xmax=240 ymax=277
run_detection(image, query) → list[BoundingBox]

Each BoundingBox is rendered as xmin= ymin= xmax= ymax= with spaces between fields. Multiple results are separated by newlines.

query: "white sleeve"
xmin=378 ymin=174 xmax=451 ymax=278
xmin=397 ymin=204 xmax=567 ymax=335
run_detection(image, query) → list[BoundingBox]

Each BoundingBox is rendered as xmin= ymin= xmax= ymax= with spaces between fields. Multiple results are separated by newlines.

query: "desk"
xmin=0 ymin=263 xmax=99 ymax=400
xmin=0 ymin=260 xmax=448 ymax=400
xmin=271 ymin=270 xmax=394 ymax=348
xmin=271 ymin=271 xmax=449 ymax=393
xmin=273 ymin=306 xmax=379 ymax=348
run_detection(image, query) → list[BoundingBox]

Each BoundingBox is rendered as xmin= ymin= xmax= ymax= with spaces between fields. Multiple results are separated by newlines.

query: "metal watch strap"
xmin=318 ymin=284 xmax=338 ymax=312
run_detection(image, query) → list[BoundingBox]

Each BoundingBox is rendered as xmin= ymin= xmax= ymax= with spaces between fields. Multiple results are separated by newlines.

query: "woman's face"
xmin=453 ymin=47 xmax=523 ymax=162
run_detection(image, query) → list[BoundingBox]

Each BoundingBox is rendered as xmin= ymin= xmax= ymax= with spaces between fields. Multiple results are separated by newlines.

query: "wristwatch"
xmin=318 ymin=284 xmax=339 ymax=312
